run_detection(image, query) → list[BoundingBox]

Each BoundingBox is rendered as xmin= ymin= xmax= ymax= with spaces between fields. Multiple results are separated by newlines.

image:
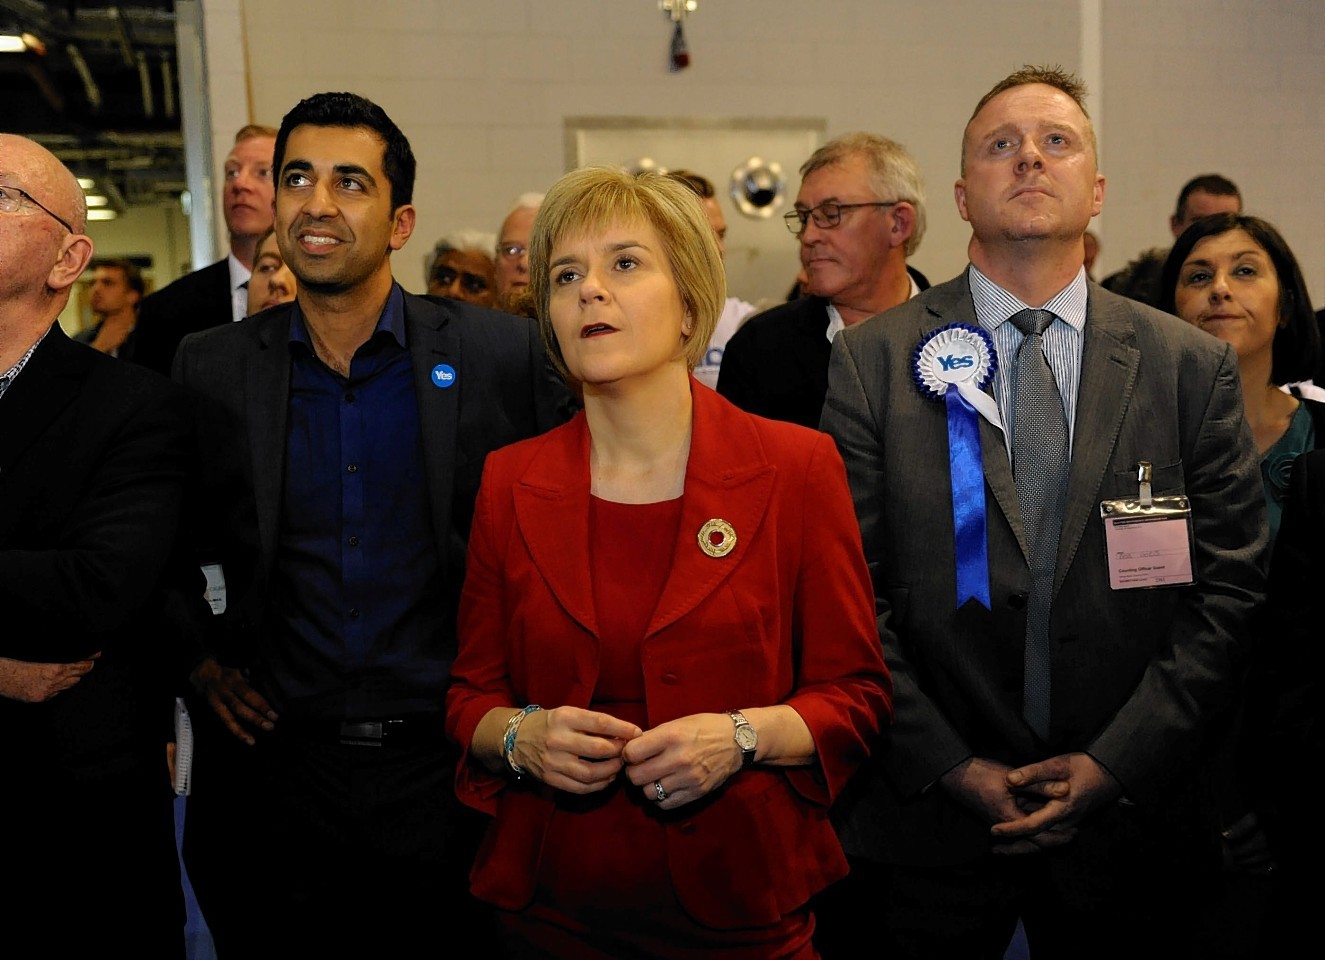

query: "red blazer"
xmin=446 ymin=382 xmax=891 ymax=929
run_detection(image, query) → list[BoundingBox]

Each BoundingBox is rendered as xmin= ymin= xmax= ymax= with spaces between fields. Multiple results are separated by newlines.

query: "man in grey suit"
xmin=820 ymin=66 xmax=1266 ymax=957
xmin=173 ymin=93 xmax=566 ymax=956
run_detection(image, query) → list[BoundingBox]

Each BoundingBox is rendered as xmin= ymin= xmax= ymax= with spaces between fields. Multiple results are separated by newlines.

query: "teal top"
xmin=1261 ymin=401 xmax=1315 ymax=548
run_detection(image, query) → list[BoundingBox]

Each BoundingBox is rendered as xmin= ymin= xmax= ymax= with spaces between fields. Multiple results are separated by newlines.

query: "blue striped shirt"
xmin=968 ymin=264 xmax=1088 ymax=461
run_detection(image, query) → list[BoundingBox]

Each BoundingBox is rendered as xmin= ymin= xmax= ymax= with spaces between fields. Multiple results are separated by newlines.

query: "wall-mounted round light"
xmin=626 ymin=157 xmax=666 ymax=176
xmin=729 ymin=158 xmax=784 ymax=219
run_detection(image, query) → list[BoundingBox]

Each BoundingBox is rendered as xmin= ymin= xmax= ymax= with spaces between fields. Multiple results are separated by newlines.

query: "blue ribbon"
xmin=945 ymin=388 xmax=990 ymax=609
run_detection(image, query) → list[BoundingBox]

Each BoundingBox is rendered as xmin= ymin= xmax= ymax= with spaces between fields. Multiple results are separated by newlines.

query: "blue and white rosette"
xmin=912 ymin=324 xmax=1002 ymax=610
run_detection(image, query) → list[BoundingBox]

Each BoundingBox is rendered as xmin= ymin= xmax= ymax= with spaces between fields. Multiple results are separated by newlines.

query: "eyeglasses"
xmin=497 ymin=243 xmax=527 ymax=260
xmin=0 ymin=183 xmax=75 ymax=233
xmin=432 ymin=265 xmax=490 ymax=296
xmin=783 ymin=200 xmax=897 ymax=236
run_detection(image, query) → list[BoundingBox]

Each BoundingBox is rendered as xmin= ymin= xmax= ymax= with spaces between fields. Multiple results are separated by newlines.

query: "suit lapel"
xmin=509 ymin=386 xmax=778 ymax=645
xmin=793 ymin=298 xmax=833 ymax=395
xmin=645 ymin=385 xmax=775 ymax=639
xmin=405 ymin=295 xmax=461 ymax=574
xmin=247 ymin=315 xmax=292 ymax=568
xmin=513 ymin=417 xmax=597 ymax=637
xmin=920 ymin=277 xmax=1027 ymax=560
xmin=1055 ymin=290 xmax=1140 ymax=591
xmin=0 ymin=330 xmax=87 ymax=530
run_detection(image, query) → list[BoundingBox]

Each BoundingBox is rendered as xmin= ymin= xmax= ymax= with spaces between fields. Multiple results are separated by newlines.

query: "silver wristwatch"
xmin=727 ymin=709 xmax=757 ymax=769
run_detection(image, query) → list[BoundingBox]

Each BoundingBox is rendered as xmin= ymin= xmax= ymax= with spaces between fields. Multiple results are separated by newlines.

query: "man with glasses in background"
xmin=425 ymin=230 xmax=497 ymax=308
xmin=493 ymin=191 xmax=543 ymax=313
xmin=718 ymin=133 xmax=929 ymax=427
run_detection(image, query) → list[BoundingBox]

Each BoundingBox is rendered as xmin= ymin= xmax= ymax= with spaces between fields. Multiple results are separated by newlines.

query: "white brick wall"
xmin=87 ymin=0 xmax=1323 ymax=307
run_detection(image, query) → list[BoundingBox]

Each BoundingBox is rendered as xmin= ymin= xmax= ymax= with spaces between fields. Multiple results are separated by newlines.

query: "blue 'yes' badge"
xmin=431 ymin=363 xmax=457 ymax=389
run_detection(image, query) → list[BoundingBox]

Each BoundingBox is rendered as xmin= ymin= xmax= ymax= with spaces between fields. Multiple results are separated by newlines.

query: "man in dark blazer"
xmin=718 ymin=132 xmax=928 ymax=428
xmin=819 ymin=67 xmax=1266 ymax=957
xmin=173 ymin=93 xmax=567 ymax=957
xmin=133 ymin=124 xmax=277 ymax=373
xmin=1 ymin=134 xmax=190 ymax=954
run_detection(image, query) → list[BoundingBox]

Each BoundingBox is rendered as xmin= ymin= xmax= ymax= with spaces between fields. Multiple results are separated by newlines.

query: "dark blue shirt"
xmin=261 ymin=285 xmax=445 ymax=718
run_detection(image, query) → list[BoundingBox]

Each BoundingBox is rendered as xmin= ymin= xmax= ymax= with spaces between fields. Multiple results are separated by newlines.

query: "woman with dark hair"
xmin=445 ymin=165 xmax=891 ymax=958
xmin=1162 ymin=212 xmax=1323 ymax=543
xmin=1162 ymin=214 xmax=1322 ymax=956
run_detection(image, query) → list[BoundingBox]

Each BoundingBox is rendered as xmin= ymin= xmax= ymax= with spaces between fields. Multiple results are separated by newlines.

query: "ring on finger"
xmin=653 ymin=780 xmax=668 ymax=802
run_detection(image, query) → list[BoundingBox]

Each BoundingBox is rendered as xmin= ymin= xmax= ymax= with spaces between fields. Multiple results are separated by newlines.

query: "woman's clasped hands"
xmin=511 ymin=707 xmax=744 ymax=811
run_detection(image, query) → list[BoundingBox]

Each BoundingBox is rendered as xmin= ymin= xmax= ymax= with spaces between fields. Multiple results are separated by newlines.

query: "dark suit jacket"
xmin=73 ymin=320 xmax=138 ymax=361
xmin=446 ymin=382 xmax=891 ymax=928
xmin=134 ymin=258 xmax=232 ymax=375
xmin=821 ymin=272 xmax=1267 ymax=865
xmin=0 ymin=325 xmax=190 ymax=772
xmin=1258 ymin=447 xmax=1325 ymax=903
xmin=718 ymin=295 xmax=834 ymax=428
xmin=173 ymin=288 xmax=569 ymax=682
xmin=718 ymin=266 xmax=931 ymax=428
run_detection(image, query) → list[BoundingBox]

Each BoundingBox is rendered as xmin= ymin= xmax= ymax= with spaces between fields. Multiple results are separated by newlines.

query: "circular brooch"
xmin=912 ymin=324 xmax=997 ymax=401
xmin=697 ymin=518 xmax=737 ymax=558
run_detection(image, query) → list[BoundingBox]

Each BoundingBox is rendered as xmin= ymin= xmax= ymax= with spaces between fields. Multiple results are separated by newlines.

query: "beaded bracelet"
xmin=502 ymin=704 xmax=542 ymax=777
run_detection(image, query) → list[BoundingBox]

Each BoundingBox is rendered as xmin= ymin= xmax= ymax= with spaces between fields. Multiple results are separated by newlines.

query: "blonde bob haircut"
xmin=528 ymin=165 xmax=725 ymax=382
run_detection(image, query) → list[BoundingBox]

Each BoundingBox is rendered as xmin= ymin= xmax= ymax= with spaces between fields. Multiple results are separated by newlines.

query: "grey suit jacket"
xmin=172 ymin=289 xmax=569 ymax=674
xmin=821 ymin=271 xmax=1267 ymax=865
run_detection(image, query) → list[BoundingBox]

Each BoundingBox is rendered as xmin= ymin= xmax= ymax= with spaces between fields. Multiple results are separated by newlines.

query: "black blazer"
xmin=718 ymin=267 xmax=931 ymax=429
xmin=1260 ymin=448 xmax=1325 ymax=874
xmin=718 ymin=296 xmax=834 ymax=429
xmin=0 ymin=326 xmax=191 ymax=772
xmin=172 ymin=289 xmax=570 ymax=676
xmin=133 ymin=258 xmax=233 ymax=375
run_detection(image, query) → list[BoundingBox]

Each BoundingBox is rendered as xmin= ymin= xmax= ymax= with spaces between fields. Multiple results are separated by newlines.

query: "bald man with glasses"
xmin=1 ymin=134 xmax=192 ymax=955
xmin=718 ymin=132 xmax=929 ymax=428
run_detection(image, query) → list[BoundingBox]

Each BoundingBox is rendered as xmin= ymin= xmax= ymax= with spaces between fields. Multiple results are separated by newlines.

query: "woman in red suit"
xmin=445 ymin=166 xmax=891 ymax=958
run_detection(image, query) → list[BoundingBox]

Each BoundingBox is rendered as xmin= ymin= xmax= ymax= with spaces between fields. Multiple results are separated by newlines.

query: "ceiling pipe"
xmin=136 ymin=49 xmax=153 ymax=117
xmin=160 ymin=53 xmax=175 ymax=118
xmin=64 ymin=42 xmax=101 ymax=112
xmin=108 ymin=4 xmax=133 ymax=67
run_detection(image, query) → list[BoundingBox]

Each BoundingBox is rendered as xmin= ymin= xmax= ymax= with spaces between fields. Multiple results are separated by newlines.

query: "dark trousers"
xmin=183 ymin=710 xmax=491 ymax=958
xmin=10 ymin=743 xmax=184 ymax=958
xmin=814 ymin=802 xmax=1221 ymax=960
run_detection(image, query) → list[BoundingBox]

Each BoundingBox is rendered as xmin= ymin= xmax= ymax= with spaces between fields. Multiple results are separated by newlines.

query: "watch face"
xmin=735 ymin=725 xmax=758 ymax=751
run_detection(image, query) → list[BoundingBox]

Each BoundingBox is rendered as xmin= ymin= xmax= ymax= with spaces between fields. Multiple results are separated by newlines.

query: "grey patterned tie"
xmin=1010 ymin=308 xmax=1068 ymax=740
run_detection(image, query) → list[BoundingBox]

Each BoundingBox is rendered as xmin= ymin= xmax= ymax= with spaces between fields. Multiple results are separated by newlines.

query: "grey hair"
xmin=800 ymin=132 xmax=926 ymax=256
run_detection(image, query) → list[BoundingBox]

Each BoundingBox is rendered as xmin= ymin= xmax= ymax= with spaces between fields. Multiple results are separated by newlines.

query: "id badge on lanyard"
xmin=1099 ymin=461 xmax=1195 ymax=590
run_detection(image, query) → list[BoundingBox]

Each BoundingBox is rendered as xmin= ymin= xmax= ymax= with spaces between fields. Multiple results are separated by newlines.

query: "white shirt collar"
xmin=825 ymin=272 xmax=923 ymax=343
xmin=228 ymin=252 xmax=252 ymax=323
xmin=967 ymin=264 xmax=1088 ymax=334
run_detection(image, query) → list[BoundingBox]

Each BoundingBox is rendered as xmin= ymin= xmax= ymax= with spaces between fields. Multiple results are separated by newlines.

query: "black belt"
xmin=281 ymin=714 xmax=446 ymax=748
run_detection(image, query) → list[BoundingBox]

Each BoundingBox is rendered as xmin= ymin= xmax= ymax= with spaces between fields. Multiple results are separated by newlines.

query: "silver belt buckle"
xmin=339 ymin=720 xmax=384 ymax=747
